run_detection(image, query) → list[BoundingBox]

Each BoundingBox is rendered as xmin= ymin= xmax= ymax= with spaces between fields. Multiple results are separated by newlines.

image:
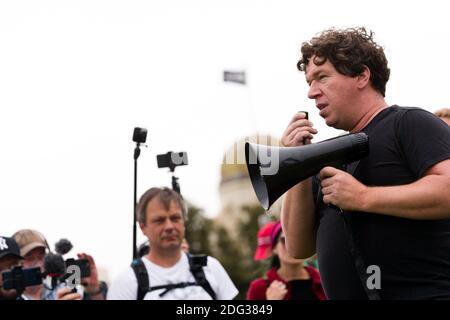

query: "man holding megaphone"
xmin=280 ymin=27 xmax=450 ymax=300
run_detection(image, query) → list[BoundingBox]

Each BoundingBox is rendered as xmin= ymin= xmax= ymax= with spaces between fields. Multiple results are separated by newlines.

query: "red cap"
xmin=270 ymin=222 xmax=282 ymax=247
xmin=254 ymin=221 xmax=279 ymax=261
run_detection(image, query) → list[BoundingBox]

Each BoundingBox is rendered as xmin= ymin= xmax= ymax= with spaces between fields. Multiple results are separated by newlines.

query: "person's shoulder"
xmin=390 ymin=105 xmax=435 ymax=117
xmin=201 ymin=255 xmax=228 ymax=270
xmin=205 ymin=255 xmax=220 ymax=265
xmin=390 ymin=105 xmax=422 ymax=111
xmin=201 ymin=255 xmax=228 ymax=275
xmin=396 ymin=106 xmax=450 ymax=129
xmin=249 ymin=277 xmax=269 ymax=289
xmin=385 ymin=105 xmax=447 ymax=129
xmin=201 ymin=255 xmax=239 ymax=300
xmin=204 ymin=255 xmax=232 ymax=272
xmin=305 ymin=266 xmax=321 ymax=283
xmin=246 ymin=277 xmax=269 ymax=300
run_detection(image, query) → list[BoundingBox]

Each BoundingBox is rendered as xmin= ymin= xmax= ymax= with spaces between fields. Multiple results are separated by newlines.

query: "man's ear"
xmin=357 ymin=65 xmax=371 ymax=89
xmin=139 ymin=221 xmax=145 ymax=231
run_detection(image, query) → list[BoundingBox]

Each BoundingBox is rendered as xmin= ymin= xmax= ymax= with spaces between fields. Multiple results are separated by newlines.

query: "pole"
xmin=133 ymin=145 xmax=141 ymax=260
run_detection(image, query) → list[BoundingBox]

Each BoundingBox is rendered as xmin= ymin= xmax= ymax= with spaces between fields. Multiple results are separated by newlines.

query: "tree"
xmin=184 ymin=203 xmax=276 ymax=299
xmin=211 ymin=205 xmax=270 ymax=299
xmin=184 ymin=204 xmax=214 ymax=256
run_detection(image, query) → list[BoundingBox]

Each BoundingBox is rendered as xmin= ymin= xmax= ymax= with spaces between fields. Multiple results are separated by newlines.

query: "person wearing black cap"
xmin=0 ymin=236 xmax=23 ymax=300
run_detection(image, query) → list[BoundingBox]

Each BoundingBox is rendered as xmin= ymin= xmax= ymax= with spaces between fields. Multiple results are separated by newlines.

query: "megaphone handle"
xmin=299 ymin=111 xmax=309 ymax=145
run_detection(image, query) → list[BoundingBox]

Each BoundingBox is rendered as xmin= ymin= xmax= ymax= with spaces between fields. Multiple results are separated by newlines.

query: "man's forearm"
xmin=361 ymin=175 xmax=450 ymax=220
xmin=281 ymin=178 xmax=317 ymax=258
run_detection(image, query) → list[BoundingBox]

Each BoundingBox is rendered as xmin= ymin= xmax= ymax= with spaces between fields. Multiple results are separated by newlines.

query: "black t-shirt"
xmin=314 ymin=106 xmax=450 ymax=300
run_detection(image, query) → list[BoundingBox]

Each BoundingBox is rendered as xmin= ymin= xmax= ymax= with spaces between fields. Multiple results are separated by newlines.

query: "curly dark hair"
xmin=297 ymin=27 xmax=390 ymax=97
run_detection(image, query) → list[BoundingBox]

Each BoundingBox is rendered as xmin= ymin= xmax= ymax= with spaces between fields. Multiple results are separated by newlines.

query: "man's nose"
xmin=163 ymin=219 xmax=175 ymax=231
xmin=308 ymin=83 xmax=321 ymax=100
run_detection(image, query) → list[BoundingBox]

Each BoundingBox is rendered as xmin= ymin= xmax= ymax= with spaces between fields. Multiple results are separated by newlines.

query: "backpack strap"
xmin=315 ymin=161 xmax=381 ymax=300
xmin=149 ymin=281 xmax=197 ymax=297
xmin=130 ymin=258 xmax=149 ymax=301
xmin=186 ymin=253 xmax=217 ymax=300
xmin=131 ymin=254 xmax=217 ymax=300
xmin=342 ymin=161 xmax=381 ymax=300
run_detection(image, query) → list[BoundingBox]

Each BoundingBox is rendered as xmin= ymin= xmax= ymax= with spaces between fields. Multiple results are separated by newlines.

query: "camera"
xmin=53 ymin=238 xmax=91 ymax=278
xmin=157 ymin=151 xmax=188 ymax=172
xmin=133 ymin=127 xmax=147 ymax=144
xmin=65 ymin=258 xmax=91 ymax=278
xmin=2 ymin=266 xmax=43 ymax=292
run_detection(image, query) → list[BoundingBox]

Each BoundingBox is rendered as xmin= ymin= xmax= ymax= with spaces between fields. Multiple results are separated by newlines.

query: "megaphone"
xmin=245 ymin=132 xmax=369 ymax=209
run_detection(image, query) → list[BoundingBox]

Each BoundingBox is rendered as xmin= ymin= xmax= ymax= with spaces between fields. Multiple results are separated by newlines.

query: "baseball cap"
xmin=0 ymin=236 xmax=24 ymax=260
xmin=12 ymin=229 xmax=49 ymax=257
xmin=254 ymin=221 xmax=279 ymax=261
xmin=270 ymin=221 xmax=283 ymax=247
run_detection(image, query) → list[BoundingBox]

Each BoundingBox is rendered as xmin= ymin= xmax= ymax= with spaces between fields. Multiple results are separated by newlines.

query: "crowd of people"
xmin=0 ymin=189 xmax=327 ymax=301
xmin=2 ymin=26 xmax=450 ymax=300
xmin=1 ymin=230 xmax=107 ymax=300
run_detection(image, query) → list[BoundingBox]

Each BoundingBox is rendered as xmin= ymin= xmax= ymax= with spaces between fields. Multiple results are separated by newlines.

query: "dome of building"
xmin=220 ymin=134 xmax=280 ymax=185
xmin=216 ymin=134 xmax=282 ymax=238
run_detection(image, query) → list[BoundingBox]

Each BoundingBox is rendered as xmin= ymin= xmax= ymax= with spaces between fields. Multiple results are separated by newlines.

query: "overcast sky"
xmin=2 ymin=0 xmax=449 ymax=282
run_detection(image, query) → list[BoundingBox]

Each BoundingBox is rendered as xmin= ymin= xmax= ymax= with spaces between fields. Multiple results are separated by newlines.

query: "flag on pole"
xmin=223 ymin=70 xmax=246 ymax=85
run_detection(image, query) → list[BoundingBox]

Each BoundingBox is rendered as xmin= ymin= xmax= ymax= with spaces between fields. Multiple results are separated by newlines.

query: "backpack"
xmin=130 ymin=252 xmax=217 ymax=300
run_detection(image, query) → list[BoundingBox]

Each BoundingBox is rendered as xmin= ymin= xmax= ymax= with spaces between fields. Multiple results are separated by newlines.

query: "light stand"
xmin=171 ymin=171 xmax=181 ymax=196
xmin=156 ymin=151 xmax=188 ymax=197
xmin=132 ymin=127 xmax=147 ymax=260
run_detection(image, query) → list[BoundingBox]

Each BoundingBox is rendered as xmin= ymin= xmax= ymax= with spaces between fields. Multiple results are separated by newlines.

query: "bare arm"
xmin=280 ymin=112 xmax=318 ymax=259
xmin=320 ymin=158 xmax=450 ymax=220
xmin=282 ymin=180 xmax=317 ymax=258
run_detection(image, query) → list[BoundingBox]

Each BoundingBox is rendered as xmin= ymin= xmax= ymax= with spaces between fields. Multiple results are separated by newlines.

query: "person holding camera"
xmin=0 ymin=236 xmax=24 ymax=300
xmin=281 ymin=27 xmax=450 ymax=299
xmin=12 ymin=229 xmax=105 ymax=300
xmin=108 ymin=187 xmax=238 ymax=300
